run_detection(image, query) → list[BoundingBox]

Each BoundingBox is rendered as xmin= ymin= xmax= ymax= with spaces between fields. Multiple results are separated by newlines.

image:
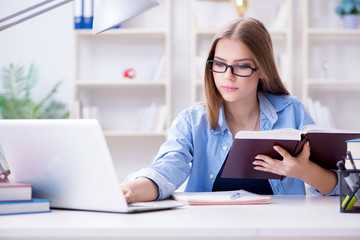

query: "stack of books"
xmin=0 ymin=183 xmax=51 ymax=215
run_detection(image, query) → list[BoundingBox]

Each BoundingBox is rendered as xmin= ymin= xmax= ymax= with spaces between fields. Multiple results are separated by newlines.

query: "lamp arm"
xmin=0 ymin=0 xmax=74 ymax=32
xmin=0 ymin=0 xmax=55 ymax=23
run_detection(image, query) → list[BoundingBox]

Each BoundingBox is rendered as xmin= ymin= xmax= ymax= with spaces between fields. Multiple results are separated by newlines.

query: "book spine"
xmin=152 ymin=55 xmax=166 ymax=81
xmin=293 ymin=134 xmax=308 ymax=156
xmin=74 ymin=0 xmax=83 ymax=29
xmin=83 ymin=0 xmax=93 ymax=29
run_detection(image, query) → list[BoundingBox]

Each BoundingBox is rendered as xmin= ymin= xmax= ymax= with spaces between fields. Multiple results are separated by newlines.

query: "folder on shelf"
xmin=83 ymin=0 xmax=93 ymax=29
xmin=74 ymin=0 xmax=83 ymax=29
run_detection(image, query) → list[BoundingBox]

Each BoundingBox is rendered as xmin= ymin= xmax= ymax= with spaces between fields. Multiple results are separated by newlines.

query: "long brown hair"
xmin=204 ymin=17 xmax=289 ymax=130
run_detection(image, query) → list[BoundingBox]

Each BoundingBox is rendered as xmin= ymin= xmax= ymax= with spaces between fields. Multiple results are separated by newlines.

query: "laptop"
xmin=0 ymin=119 xmax=184 ymax=213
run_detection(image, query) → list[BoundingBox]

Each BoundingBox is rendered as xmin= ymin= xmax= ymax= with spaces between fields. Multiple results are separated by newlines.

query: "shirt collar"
xmin=258 ymin=92 xmax=291 ymax=125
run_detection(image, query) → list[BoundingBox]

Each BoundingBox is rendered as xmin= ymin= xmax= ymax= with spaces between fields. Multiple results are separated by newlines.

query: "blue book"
xmin=83 ymin=0 xmax=93 ymax=29
xmin=0 ymin=198 xmax=51 ymax=216
xmin=74 ymin=0 xmax=83 ymax=29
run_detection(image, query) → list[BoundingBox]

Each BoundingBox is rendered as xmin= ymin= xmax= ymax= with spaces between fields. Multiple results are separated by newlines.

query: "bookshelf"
xmin=301 ymin=0 xmax=360 ymax=130
xmin=190 ymin=0 xmax=293 ymax=103
xmin=71 ymin=0 xmax=171 ymax=181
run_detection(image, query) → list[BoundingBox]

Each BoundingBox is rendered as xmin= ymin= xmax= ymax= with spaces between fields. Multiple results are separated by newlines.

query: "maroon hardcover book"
xmin=221 ymin=126 xmax=360 ymax=179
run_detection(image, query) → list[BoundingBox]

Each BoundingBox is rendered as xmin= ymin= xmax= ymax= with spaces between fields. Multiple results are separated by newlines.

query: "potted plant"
xmin=335 ymin=0 xmax=360 ymax=29
xmin=0 ymin=63 xmax=69 ymax=119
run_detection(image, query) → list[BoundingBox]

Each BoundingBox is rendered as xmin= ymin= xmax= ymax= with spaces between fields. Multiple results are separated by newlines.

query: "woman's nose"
xmin=224 ymin=67 xmax=235 ymax=80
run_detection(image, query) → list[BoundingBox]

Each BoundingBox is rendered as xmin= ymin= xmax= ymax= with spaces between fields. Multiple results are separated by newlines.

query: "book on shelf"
xmin=73 ymin=0 xmax=93 ymax=29
xmin=306 ymin=98 xmax=336 ymax=128
xmin=222 ymin=125 xmax=360 ymax=179
xmin=306 ymin=98 xmax=318 ymax=124
xmin=70 ymin=99 xmax=82 ymax=119
xmin=73 ymin=0 xmax=120 ymax=30
xmin=74 ymin=0 xmax=83 ymax=29
xmin=134 ymin=103 xmax=157 ymax=132
xmin=151 ymin=55 xmax=166 ymax=81
xmin=172 ymin=190 xmax=271 ymax=205
xmin=70 ymin=100 xmax=100 ymax=121
xmin=83 ymin=0 xmax=93 ymax=29
xmin=154 ymin=105 xmax=167 ymax=133
xmin=0 ymin=183 xmax=32 ymax=202
xmin=0 ymin=198 xmax=51 ymax=216
xmin=134 ymin=103 xmax=167 ymax=132
xmin=82 ymin=105 xmax=100 ymax=121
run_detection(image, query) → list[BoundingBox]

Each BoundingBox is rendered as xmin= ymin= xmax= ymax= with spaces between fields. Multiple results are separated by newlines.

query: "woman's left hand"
xmin=252 ymin=141 xmax=311 ymax=179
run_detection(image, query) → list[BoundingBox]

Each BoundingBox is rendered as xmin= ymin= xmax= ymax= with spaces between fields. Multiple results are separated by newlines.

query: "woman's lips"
xmin=221 ymin=86 xmax=238 ymax=92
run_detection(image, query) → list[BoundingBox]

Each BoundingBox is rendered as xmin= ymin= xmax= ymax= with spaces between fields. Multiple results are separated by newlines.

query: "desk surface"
xmin=1 ymin=195 xmax=360 ymax=240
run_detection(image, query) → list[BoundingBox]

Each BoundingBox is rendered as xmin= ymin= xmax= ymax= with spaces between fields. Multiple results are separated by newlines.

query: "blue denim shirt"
xmin=126 ymin=92 xmax=339 ymax=199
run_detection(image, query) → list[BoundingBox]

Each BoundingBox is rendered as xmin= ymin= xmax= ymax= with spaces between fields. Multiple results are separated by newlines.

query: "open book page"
xmin=235 ymin=125 xmax=360 ymax=140
xmin=235 ymin=128 xmax=301 ymax=140
xmin=301 ymin=124 xmax=360 ymax=134
xmin=172 ymin=190 xmax=271 ymax=205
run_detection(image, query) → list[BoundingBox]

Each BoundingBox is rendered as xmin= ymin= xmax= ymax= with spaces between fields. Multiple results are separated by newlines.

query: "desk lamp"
xmin=233 ymin=0 xmax=248 ymax=17
xmin=0 ymin=0 xmax=159 ymax=182
xmin=0 ymin=0 xmax=160 ymax=33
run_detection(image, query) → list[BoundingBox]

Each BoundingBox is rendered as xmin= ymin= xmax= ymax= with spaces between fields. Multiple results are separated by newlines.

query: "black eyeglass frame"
xmin=207 ymin=60 xmax=259 ymax=77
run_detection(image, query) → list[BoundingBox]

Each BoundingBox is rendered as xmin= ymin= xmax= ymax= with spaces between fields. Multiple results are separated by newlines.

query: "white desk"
xmin=1 ymin=196 xmax=360 ymax=240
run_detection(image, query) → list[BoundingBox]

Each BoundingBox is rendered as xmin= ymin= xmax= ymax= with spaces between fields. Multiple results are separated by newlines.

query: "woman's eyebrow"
xmin=214 ymin=56 xmax=254 ymax=63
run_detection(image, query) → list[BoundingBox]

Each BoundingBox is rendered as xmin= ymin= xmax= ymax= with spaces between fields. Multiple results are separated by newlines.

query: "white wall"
xmin=0 ymin=0 xmax=73 ymax=105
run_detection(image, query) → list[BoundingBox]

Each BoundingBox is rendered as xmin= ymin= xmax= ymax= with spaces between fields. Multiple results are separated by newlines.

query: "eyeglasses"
xmin=207 ymin=60 xmax=258 ymax=77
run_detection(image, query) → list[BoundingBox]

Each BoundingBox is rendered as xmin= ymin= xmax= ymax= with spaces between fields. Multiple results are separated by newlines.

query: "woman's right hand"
xmin=120 ymin=182 xmax=136 ymax=203
xmin=120 ymin=177 xmax=159 ymax=203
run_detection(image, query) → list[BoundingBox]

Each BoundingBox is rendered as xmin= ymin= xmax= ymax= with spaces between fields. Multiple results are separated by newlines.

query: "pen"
xmin=230 ymin=192 xmax=241 ymax=200
xmin=337 ymin=161 xmax=360 ymax=211
xmin=347 ymin=151 xmax=359 ymax=174
xmin=347 ymin=151 xmax=360 ymax=185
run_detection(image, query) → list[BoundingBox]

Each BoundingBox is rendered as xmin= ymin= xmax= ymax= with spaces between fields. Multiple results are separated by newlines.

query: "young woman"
xmin=121 ymin=17 xmax=338 ymax=203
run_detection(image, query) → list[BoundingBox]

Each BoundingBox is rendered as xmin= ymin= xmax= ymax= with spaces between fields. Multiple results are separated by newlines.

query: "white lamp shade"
xmin=92 ymin=0 xmax=160 ymax=35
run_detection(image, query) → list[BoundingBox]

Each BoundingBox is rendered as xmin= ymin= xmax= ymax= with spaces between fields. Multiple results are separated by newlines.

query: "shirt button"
xmin=223 ymin=146 xmax=228 ymax=151
xmin=209 ymin=174 xmax=214 ymax=179
xmin=221 ymin=132 xmax=225 ymax=135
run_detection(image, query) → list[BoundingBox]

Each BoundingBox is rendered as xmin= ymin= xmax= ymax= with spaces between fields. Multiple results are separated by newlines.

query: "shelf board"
xmin=307 ymin=78 xmax=360 ymax=86
xmin=75 ymin=28 xmax=166 ymax=36
xmin=103 ymin=130 xmax=167 ymax=137
xmin=306 ymin=29 xmax=360 ymax=36
xmin=75 ymin=81 xmax=167 ymax=88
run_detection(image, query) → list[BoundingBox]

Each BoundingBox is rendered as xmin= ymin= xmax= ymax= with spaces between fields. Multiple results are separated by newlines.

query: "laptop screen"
xmin=0 ymin=119 xmax=128 ymax=212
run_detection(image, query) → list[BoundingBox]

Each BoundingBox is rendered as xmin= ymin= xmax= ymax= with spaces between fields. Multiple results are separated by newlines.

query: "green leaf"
xmin=0 ymin=63 xmax=69 ymax=119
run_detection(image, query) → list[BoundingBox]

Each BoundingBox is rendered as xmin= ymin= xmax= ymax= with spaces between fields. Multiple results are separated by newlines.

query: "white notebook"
xmin=172 ymin=190 xmax=272 ymax=205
